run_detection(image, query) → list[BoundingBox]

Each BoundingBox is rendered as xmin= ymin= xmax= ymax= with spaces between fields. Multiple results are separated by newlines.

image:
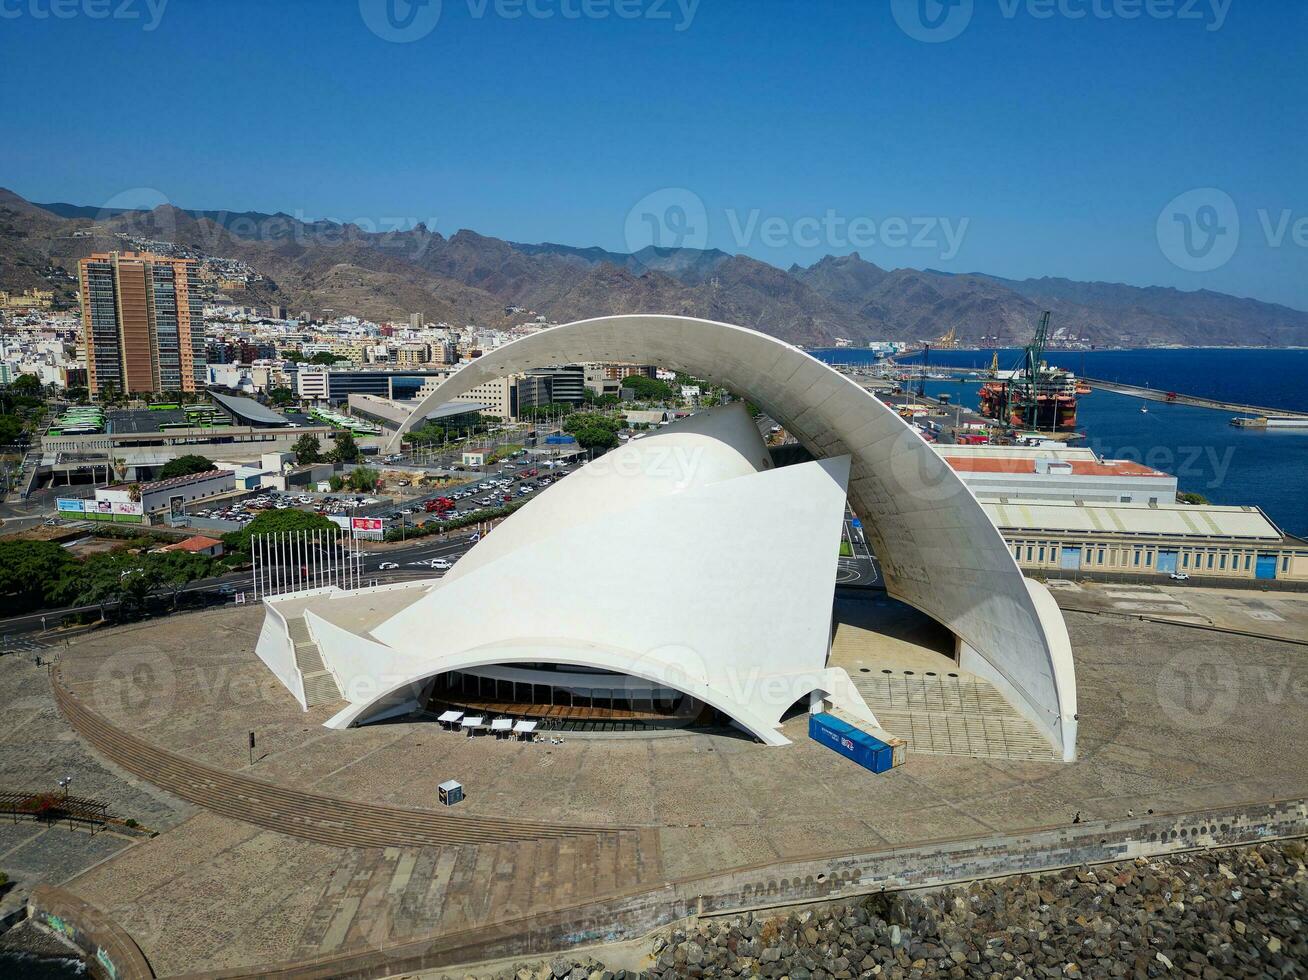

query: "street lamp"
xmin=58 ymin=775 xmax=72 ymax=799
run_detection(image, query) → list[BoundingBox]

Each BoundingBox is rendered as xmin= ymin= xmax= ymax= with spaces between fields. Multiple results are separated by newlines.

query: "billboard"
xmin=351 ymin=516 xmax=385 ymax=541
xmin=56 ymin=497 xmax=85 ymax=513
xmin=112 ymin=500 xmax=143 ymax=516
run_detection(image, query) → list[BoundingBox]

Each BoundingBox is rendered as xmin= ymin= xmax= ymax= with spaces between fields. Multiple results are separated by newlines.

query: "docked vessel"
xmin=976 ymin=311 xmax=1084 ymax=432
xmin=1230 ymin=415 xmax=1308 ymax=428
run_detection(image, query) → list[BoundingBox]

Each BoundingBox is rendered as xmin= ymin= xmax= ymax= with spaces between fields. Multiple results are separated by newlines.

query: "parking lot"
xmin=179 ymin=452 xmax=584 ymax=534
xmin=374 ymin=449 xmax=583 ymax=525
xmin=184 ymin=488 xmax=388 ymax=528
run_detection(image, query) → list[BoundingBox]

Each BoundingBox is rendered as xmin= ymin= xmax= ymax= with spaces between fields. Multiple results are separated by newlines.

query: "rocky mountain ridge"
xmin=5 ymin=189 xmax=1307 ymax=348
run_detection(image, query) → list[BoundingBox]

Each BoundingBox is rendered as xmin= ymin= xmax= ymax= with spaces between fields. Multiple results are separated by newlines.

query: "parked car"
xmin=1169 ymin=571 xmax=1190 ymax=581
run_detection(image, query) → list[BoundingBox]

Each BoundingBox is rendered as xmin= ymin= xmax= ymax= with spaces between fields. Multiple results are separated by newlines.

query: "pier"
xmin=827 ymin=359 xmax=1308 ymax=422
xmin=1079 ymin=377 xmax=1308 ymax=419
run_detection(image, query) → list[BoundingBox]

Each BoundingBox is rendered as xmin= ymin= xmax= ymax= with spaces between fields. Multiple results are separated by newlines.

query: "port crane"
xmin=1019 ymin=310 xmax=1052 ymax=430
xmin=983 ymin=310 xmax=1053 ymax=431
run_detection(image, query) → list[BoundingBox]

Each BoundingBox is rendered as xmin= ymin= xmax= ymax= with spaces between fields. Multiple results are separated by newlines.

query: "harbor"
xmin=812 ymin=344 xmax=1308 ymax=538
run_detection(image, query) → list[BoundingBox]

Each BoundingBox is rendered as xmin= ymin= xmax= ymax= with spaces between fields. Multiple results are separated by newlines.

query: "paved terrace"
xmin=21 ymin=599 xmax=1308 ymax=975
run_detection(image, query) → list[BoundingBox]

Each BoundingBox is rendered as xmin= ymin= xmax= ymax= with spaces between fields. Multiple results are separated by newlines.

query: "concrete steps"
xmin=287 ymin=616 xmax=342 ymax=708
xmin=301 ymin=670 xmax=343 ymax=708
xmin=52 ymin=669 xmax=630 ymax=847
xmin=857 ymin=671 xmax=1060 ymax=762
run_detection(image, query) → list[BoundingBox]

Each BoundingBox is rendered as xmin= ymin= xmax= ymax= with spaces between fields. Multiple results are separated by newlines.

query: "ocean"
xmin=809 ymin=347 xmax=1308 ymax=538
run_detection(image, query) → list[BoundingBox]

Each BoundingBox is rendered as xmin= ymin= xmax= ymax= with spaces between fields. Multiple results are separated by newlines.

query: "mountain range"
xmin=3 ymin=187 xmax=1306 ymax=349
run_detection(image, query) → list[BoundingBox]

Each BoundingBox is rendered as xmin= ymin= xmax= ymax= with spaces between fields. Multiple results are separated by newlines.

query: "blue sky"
xmin=2 ymin=0 xmax=1304 ymax=309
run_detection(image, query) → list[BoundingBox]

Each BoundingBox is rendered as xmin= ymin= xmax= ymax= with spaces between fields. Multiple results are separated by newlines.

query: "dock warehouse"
xmin=985 ymin=499 xmax=1308 ymax=584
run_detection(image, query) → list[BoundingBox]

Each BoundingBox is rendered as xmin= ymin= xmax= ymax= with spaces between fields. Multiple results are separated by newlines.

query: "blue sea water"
xmin=810 ymin=347 xmax=1308 ymax=538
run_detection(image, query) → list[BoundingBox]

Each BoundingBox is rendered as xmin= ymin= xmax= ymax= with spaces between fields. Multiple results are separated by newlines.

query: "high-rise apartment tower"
xmin=78 ymin=251 xmax=206 ymax=397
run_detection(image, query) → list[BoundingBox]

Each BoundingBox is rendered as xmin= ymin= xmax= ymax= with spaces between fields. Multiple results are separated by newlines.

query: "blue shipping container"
xmin=809 ymin=713 xmax=898 ymax=773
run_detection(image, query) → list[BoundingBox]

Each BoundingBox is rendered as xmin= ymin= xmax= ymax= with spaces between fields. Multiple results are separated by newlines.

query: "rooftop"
xmin=160 ymin=535 xmax=223 ymax=553
xmin=982 ymin=499 xmax=1285 ymax=540
xmin=935 ymin=443 xmax=1099 ymax=460
xmin=208 ymin=389 xmax=292 ymax=427
xmin=948 ymin=456 xmax=1170 ymax=478
xmin=124 ymin=468 xmax=234 ymax=495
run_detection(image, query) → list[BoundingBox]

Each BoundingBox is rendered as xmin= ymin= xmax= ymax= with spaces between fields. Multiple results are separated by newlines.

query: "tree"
xmin=153 ymin=550 xmax=214 ymax=609
xmin=346 ymin=465 xmax=379 ymax=491
xmin=572 ymin=424 xmax=620 ymax=452
xmin=329 ymin=430 xmax=360 ymax=463
xmin=113 ymin=560 xmax=164 ymax=619
xmin=309 ymin=352 xmax=346 ymax=365
xmin=519 ymin=403 xmax=571 ymax=422
xmin=293 ymin=433 xmax=321 ymax=465
xmin=0 ymin=414 xmax=25 ymax=446
xmin=0 ymin=539 xmax=76 ymax=613
xmin=404 ymin=421 xmax=446 ymax=446
xmin=562 ymin=411 xmax=623 ymax=436
xmin=582 ymin=388 xmax=620 ymax=408
xmin=159 ymin=455 xmax=216 ymax=480
xmin=621 ymin=375 xmax=676 ymax=401
xmin=267 ymin=387 xmax=295 ymax=407
xmin=221 ymin=509 xmax=339 ymax=556
xmin=8 ymin=374 xmax=43 ymax=398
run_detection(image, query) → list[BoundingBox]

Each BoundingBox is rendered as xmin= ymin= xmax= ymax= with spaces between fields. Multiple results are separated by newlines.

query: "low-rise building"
xmin=941 ymin=451 xmax=1177 ymax=504
xmin=985 ymin=498 xmax=1308 ymax=584
xmin=160 ymin=535 xmax=225 ymax=557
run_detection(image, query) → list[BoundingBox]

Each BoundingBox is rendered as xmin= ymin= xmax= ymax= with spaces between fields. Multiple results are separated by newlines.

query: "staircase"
xmin=854 ymin=669 xmax=1060 ymax=762
xmin=286 ymin=616 xmax=343 ymax=708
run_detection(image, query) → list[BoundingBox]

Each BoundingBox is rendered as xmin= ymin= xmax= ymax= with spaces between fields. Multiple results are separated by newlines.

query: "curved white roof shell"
xmin=384 ymin=315 xmax=1077 ymax=760
xmin=262 ymin=403 xmax=871 ymax=745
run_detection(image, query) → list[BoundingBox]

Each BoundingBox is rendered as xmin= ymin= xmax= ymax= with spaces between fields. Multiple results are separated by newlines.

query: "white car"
xmin=1168 ymin=571 xmax=1190 ymax=581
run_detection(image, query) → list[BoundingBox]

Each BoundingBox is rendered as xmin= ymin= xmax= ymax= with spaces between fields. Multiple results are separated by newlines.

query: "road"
xmin=0 ymin=533 xmax=482 ymax=641
xmin=838 ymin=513 xmax=883 ymax=589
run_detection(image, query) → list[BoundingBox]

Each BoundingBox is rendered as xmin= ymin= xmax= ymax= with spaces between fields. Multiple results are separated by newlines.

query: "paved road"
xmin=837 ymin=513 xmax=883 ymax=589
xmin=0 ymin=533 xmax=482 ymax=640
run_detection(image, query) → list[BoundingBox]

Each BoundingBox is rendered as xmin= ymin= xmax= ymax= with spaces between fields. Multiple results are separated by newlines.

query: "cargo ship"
xmin=978 ymin=363 xmax=1083 ymax=431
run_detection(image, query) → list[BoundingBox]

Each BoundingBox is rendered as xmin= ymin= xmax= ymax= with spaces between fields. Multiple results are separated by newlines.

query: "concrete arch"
xmin=386 ymin=315 xmax=1077 ymax=759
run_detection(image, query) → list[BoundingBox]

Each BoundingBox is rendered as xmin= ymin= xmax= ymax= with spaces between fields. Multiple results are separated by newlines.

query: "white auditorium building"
xmin=254 ymin=316 xmax=1078 ymax=761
